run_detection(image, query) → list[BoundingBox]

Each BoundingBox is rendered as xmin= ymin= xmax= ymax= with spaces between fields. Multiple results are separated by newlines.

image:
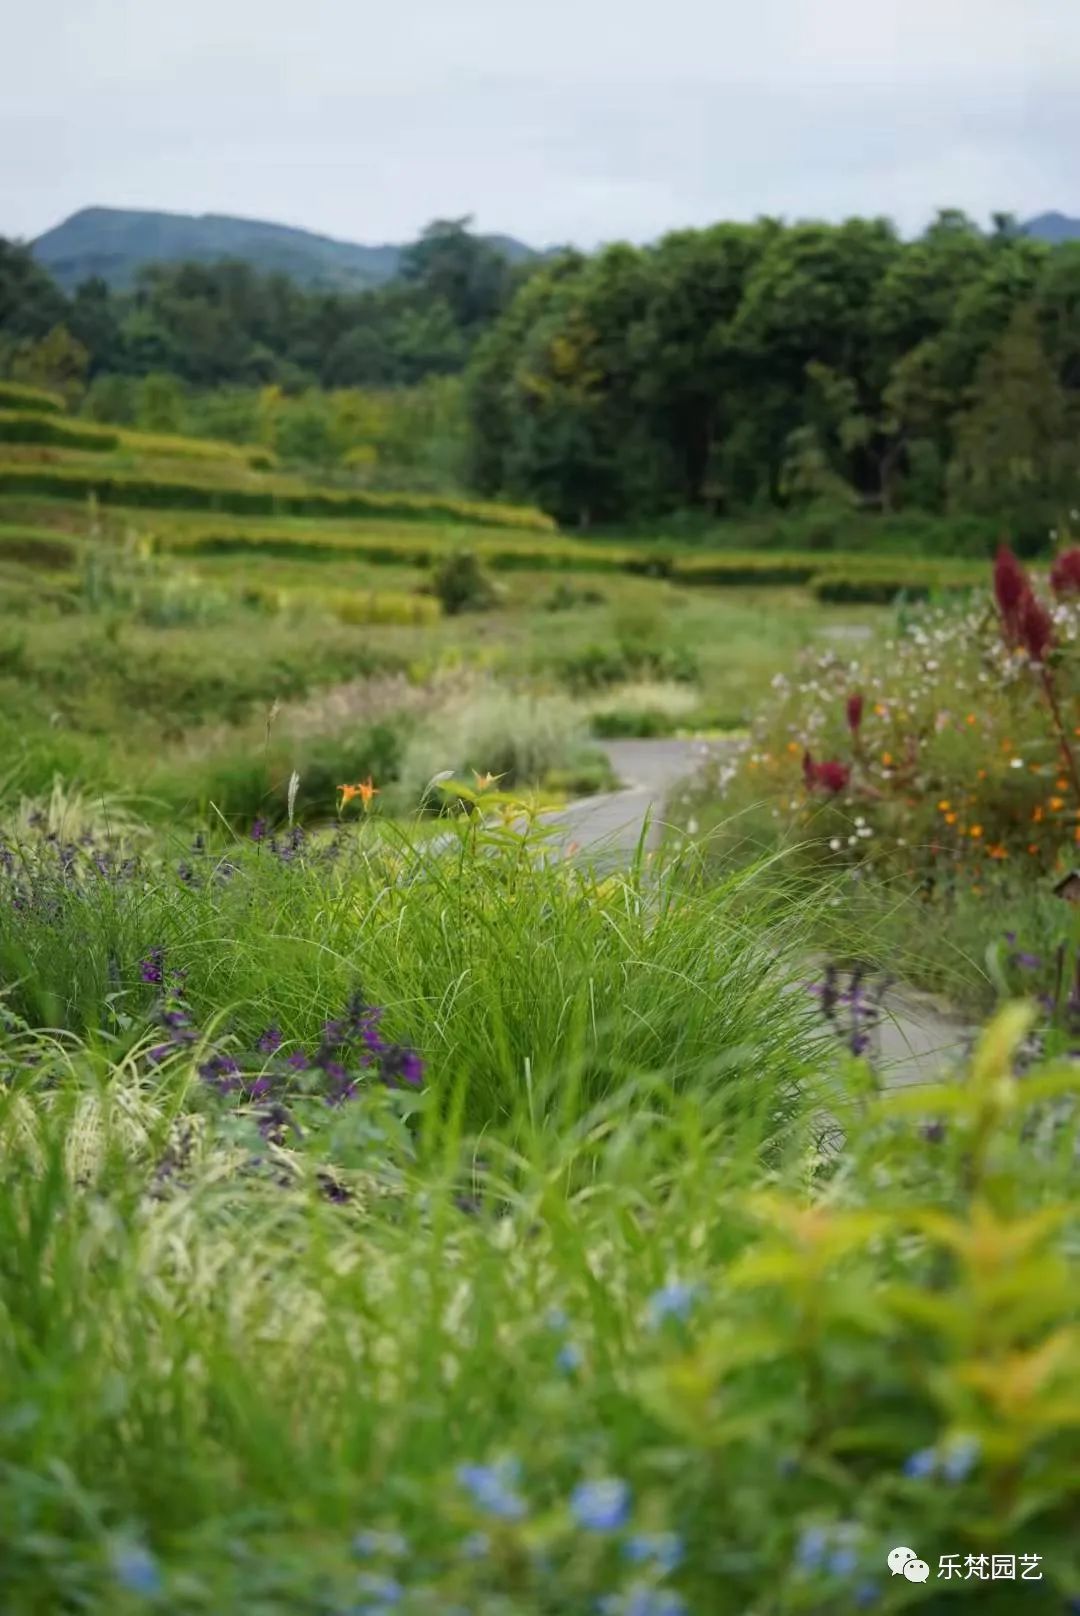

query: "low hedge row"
xmin=0 ymin=525 xmax=78 ymax=570
xmin=165 ymin=527 xmax=984 ymax=600
xmin=0 ymin=465 xmax=556 ymax=531
xmin=0 ymin=412 xmax=120 ymax=452
xmin=167 ymin=527 xmax=634 ymax=572
xmin=811 ymin=563 xmax=984 ymax=603
xmin=0 ymin=414 xmax=277 ymax=467
xmin=0 ymin=381 xmax=66 ymax=416
xmin=241 ymin=582 xmax=441 ymax=627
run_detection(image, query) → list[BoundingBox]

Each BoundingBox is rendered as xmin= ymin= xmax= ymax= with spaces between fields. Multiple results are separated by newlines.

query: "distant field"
xmin=0 ymin=494 xmax=993 ymax=603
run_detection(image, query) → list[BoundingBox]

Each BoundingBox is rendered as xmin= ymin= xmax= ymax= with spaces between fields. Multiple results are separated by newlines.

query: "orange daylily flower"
xmin=937 ymin=799 xmax=951 ymax=811
xmin=338 ymin=778 xmax=379 ymax=810
xmin=944 ymin=812 xmax=958 ymax=825
xmin=988 ymin=844 xmax=1008 ymax=860
xmin=1032 ymin=806 xmax=1045 ymax=823
xmin=969 ymin=824 xmax=984 ymax=838
xmin=1049 ymin=796 xmax=1066 ymax=812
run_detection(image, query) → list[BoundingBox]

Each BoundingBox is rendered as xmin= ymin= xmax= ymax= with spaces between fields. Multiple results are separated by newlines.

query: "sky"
xmin=4 ymin=0 xmax=1080 ymax=249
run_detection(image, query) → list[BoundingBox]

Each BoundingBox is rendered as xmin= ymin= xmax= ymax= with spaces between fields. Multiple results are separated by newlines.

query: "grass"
xmin=1 ymin=808 xmax=1078 ymax=1612
xmin=2 ymin=429 xmax=1079 ymax=1610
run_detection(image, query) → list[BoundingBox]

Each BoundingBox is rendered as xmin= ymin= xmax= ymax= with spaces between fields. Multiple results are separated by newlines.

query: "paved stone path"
xmin=549 ymin=738 xmax=972 ymax=1086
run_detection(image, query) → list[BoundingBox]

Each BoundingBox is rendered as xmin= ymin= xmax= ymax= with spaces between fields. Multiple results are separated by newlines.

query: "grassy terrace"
xmin=0 ymin=403 xmax=1077 ymax=1613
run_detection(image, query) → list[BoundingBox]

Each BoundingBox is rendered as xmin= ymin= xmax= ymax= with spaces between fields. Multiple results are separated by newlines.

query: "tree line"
xmin=3 ymin=209 xmax=1080 ymax=533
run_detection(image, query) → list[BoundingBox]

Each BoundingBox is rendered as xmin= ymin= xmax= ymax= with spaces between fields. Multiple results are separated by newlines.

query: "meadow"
xmin=0 ymin=398 xmax=1078 ymax=1614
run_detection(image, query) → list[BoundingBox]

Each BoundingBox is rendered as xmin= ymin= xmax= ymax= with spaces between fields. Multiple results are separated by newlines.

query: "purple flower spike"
xmin=399 ymin=1049 xmax=424 ymax=1086
xmin=256 ymin=1025 xmax=283 ymax=1055
xmin=250 ymin=819 xmax=267 ymax=843
xmin=140 ymin=948 xmax=164 ymax=985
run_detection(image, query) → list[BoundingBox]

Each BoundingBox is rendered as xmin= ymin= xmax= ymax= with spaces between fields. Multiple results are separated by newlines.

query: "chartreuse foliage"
xmin=0 ymin=801 xmax=1077 ymax=1613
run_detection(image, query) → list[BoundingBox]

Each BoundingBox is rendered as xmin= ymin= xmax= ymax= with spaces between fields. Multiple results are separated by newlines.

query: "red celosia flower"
xmin=802 ymin=751 xmax=850 ymax=794
xmin=815 ymin=760 xmax=851 ymax=794
xmin=1050 ymin=548 xmax=1080 ymax=598
xmin=993 ymin=544 xmax=1029 ymax=639
xmin=846 ymin=692 xmax=864 ymax=734
xmin=1019 ymin=591 xmax=1053 ymax=662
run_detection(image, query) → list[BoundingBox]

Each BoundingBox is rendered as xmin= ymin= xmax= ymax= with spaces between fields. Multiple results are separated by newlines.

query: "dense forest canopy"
xmin=4 ymin=209 xmax=1080 ymax=532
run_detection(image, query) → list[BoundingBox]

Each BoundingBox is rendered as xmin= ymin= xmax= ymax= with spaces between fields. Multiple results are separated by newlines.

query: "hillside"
xmin=1023 ymin=211 xmax=1080 ymax=243
xmin=31 ymin=206 xmax=537 ymax=291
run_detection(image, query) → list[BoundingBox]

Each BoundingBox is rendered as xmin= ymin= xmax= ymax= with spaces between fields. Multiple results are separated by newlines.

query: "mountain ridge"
xmin=26 ymin=204 xmax=1080 ymax=294
xmin=30 ymin=205 xmax=538 ymax=292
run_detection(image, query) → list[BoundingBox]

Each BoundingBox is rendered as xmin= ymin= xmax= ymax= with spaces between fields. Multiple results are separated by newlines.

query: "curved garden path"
xmin=550 ymin=738 xmax=972 ymax=1088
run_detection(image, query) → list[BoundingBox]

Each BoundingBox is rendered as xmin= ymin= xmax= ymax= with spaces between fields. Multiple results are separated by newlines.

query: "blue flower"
xmin=352 ymin=1530 xmax=408 ymax=1559
xmin=557 ymin=1341 xmax=584 ymax=1372
xmin=941 ymin=1436 xmax=980 ymax=1482
xmin=356 ymin=1571 xmax=403 ymax=1606
xmin=854 ymin=1581 xmax=880 ymax=1607
xmin=623 ymin=1532 xmax=684 ymax=1574
xmin=110 ymin=1541 xmax=161 ymax=1596
xmin=903 ymin=1447 xmax=939 ymax=1480
xmin=647 ymin=1282 xmax=699 ymax=1327
xmin=571 ymin=1477 xmax=632 ymax=1532
xmin=622 ymin=1588 xmax=688 ymax=1616
xmin=457 ymin=1459 xmax=527 ymax=1520
xmin=795 ymin=1526 xmax=828 ymax=1571
xmin=828 ymin=1547 xmax=858 ymax=1577
xmin=460 ymin=1531 xmax=491 ymax=1560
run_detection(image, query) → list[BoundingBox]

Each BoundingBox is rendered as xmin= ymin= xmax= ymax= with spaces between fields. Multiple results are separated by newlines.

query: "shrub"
xmin=395 ymin=689 xmax=595 ymax=806
xmin=543 ymin=581 xmax=607 ymax=611
xmin=429 ymin=550 xmax=498 ymax=614
xmin=588 ymin=680 xmax=701 ymax=738
xmin=555 ymin=641 xmax=699 ymax=693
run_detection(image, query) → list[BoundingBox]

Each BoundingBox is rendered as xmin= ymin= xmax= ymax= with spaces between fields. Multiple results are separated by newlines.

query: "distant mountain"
xmin=30 ymin=206 xmax=538 ymax=292
xmin=1023 ymin=212 xmax=1080 ymax=244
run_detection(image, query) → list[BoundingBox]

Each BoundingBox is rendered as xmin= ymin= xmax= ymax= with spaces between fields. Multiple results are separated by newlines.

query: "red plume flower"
xmin=802 ymin=751 xmax=850 ymax=795
xmin=846 ymin=692 xmax=864 ymax=734
xmin=1019 ymin=591 xmax=1053 ymax=662
xmin=1050 ymin=548 xmax=1080 ymax=598
xmin=993 ymin=544 xmax=1029 ymax=640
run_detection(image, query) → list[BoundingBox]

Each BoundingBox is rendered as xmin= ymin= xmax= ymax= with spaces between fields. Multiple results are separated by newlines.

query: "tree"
xmin=400 ymin=218 xmax=513 ymax=333
xmin=10 ymin=324 xmax=89 ymax=402
xmin=948 ymin=303 xmax=1074 ymax=525
xmin=0 ymin=238 xmax=67 ymax=342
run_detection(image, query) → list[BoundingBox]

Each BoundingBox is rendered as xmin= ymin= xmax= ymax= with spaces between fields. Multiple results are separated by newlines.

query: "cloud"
xmin=2 ymin=0 xmax=1078 ymax=245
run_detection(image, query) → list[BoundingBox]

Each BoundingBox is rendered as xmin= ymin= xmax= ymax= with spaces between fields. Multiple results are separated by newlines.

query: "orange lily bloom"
xmin=339 ymin=778 xmax=379 ymax=810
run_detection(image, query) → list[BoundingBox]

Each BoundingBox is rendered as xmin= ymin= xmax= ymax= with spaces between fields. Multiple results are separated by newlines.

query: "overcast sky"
xmin=4 ymin=0 xmax=1079 ymax=249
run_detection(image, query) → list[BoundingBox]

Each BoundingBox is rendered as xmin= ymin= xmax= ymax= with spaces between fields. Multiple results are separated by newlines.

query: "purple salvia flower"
xmin=256 ymin=1025 xmax=283 ymax=1055
xmin=140 ymin=948 xmax=165 ymax=985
